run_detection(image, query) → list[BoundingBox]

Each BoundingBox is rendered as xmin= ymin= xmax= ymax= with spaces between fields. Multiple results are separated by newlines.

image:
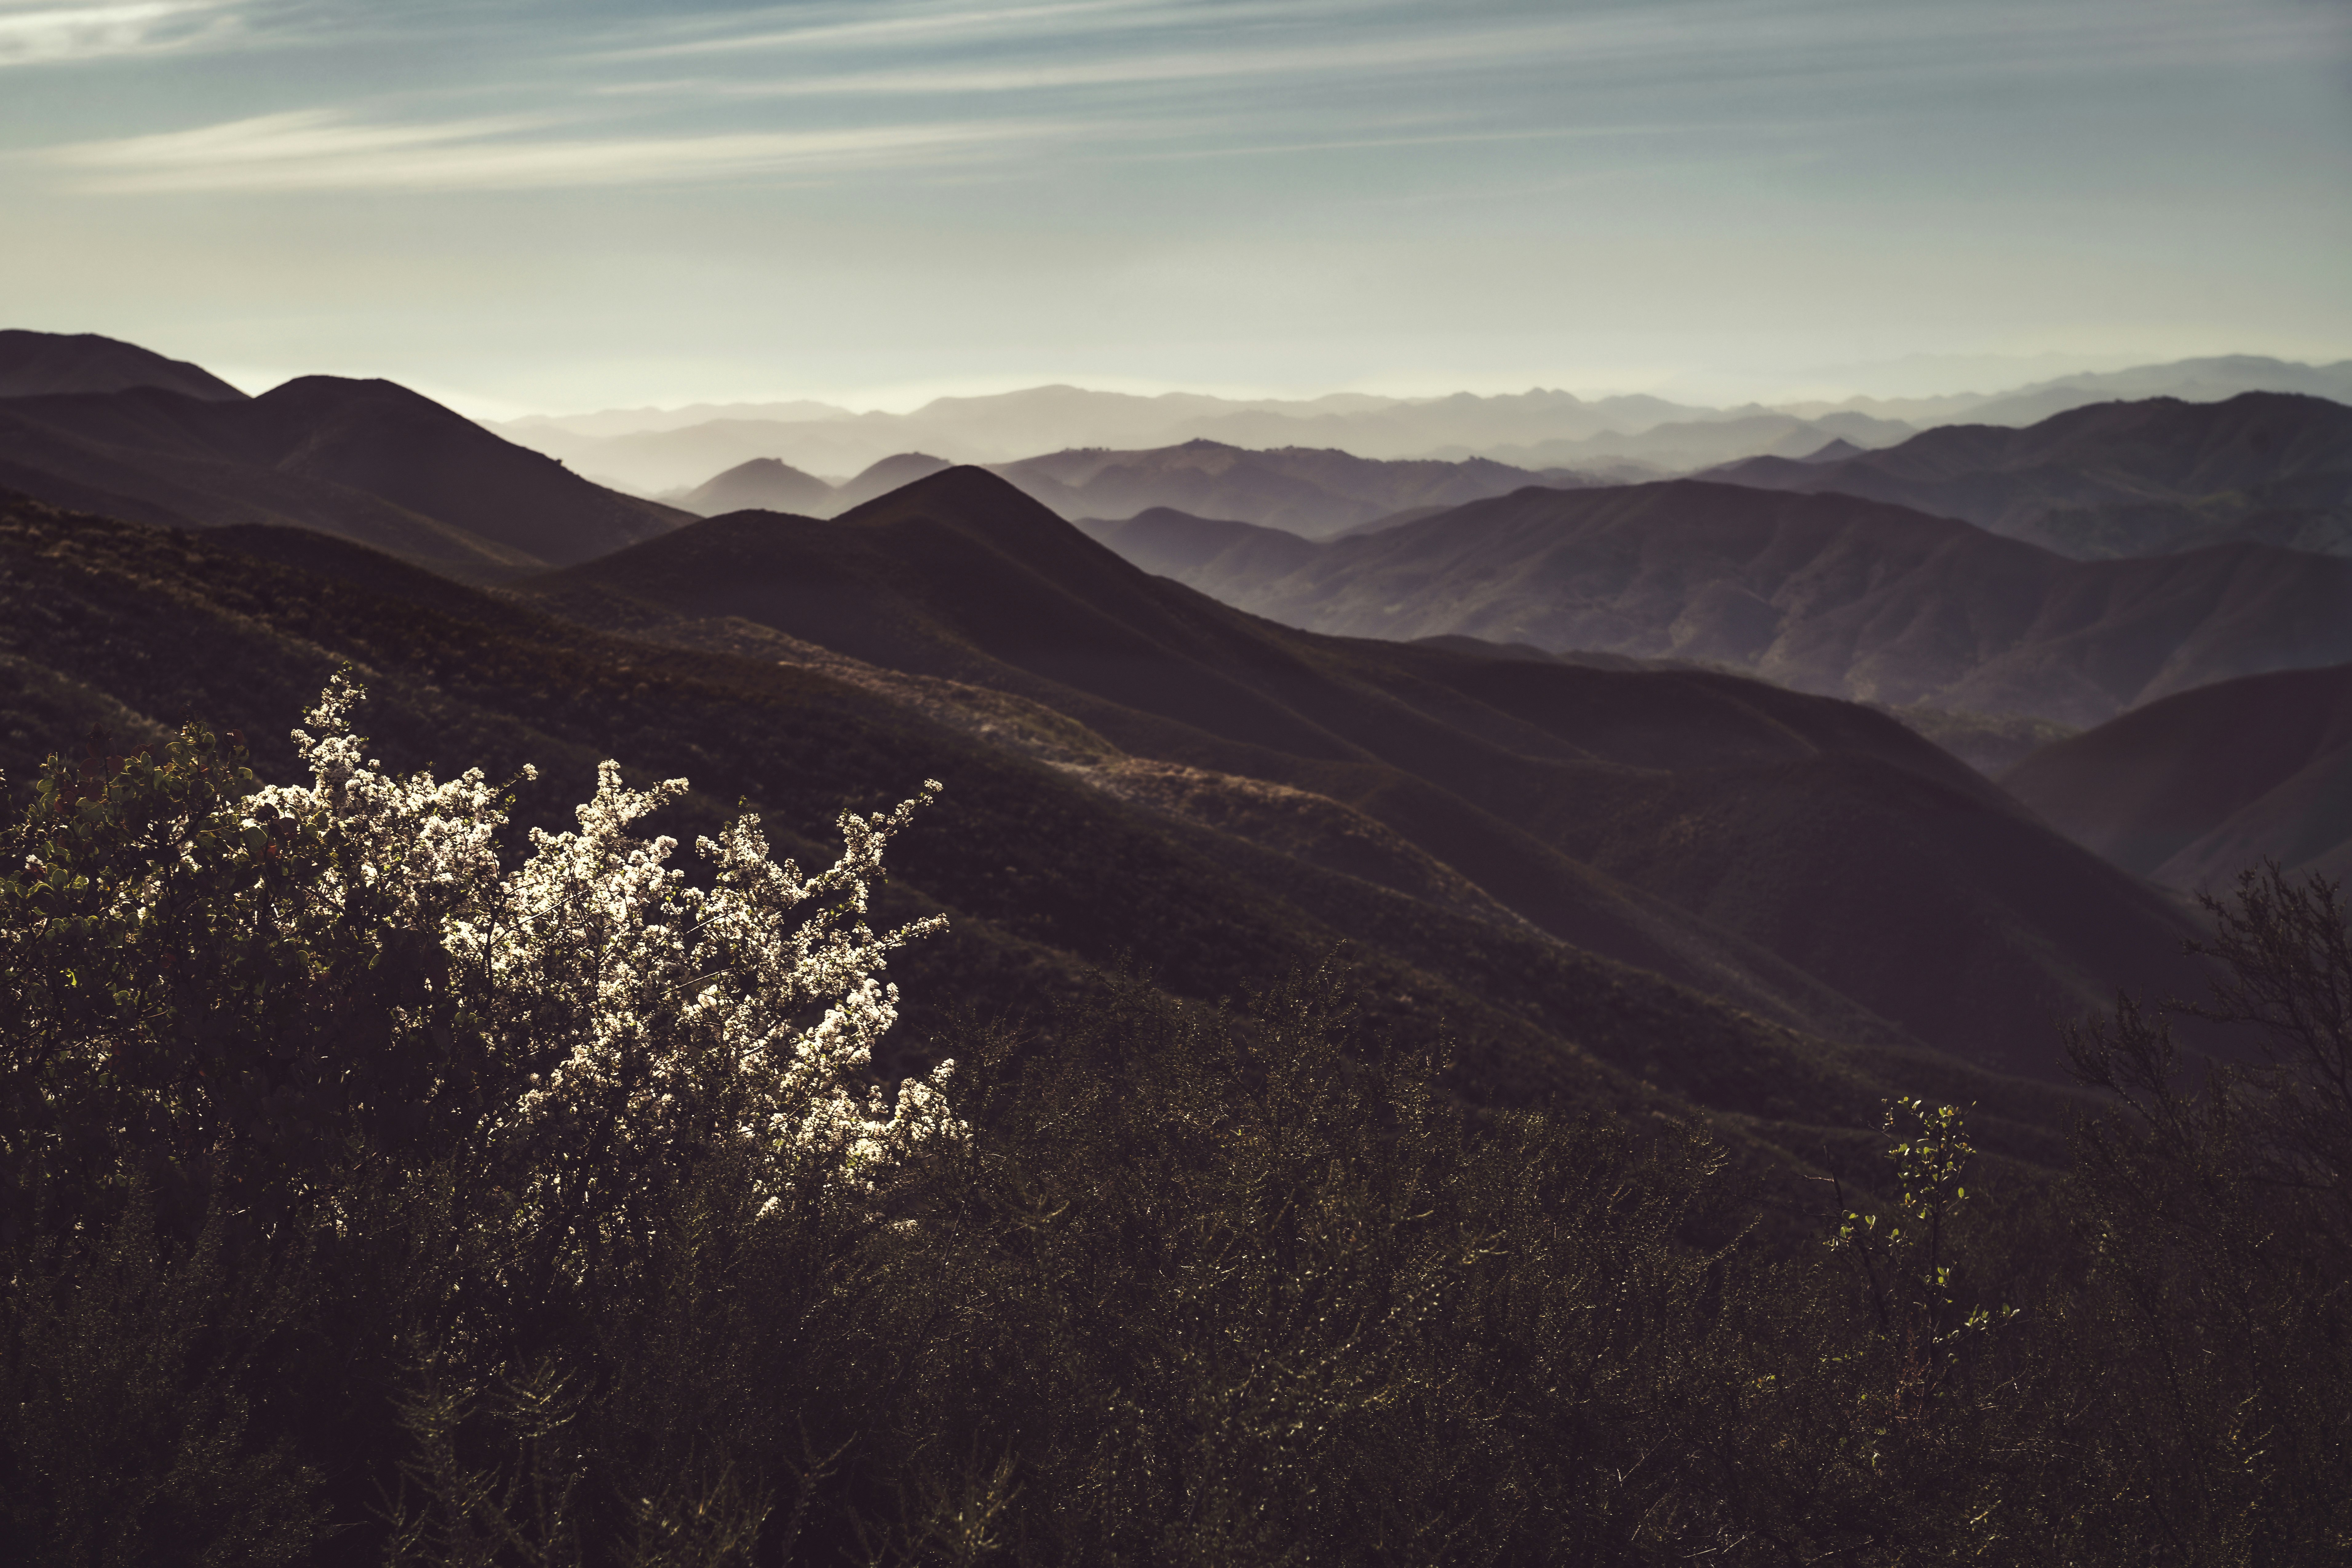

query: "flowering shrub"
xmin=0 ymin=672 xmax=954 ymax=1238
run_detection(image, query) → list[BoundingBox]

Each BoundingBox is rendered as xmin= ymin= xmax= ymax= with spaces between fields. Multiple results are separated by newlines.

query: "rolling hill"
xmin=503 ymin=467 xmax=2215 ymax=1079
xmin=1080 ymin=479 xmax=2352 ymax=728
xmin=1714 ymin=392 xmax=2352 ymax=558
xmin=0 ymin=328 xmax=248 ymax=402
xmin=0 ymin=375 xmax=687 ymax=577
xmin=680 ymin=456 xmax=837 ymax=516
xmin=2001 ymin=661 xmax=2352 ymax=890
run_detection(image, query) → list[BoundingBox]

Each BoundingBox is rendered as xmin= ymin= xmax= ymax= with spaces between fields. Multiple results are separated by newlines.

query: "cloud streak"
xmin=0 ymin=0 xmax=236 ymax=66
xmin=684 ymin=0 xmax=2346 ymax=103
xmin=596 ymin=0 xmax=1156 ymax=62
xmin=46 ymin=107 xmax=1059 ymax=191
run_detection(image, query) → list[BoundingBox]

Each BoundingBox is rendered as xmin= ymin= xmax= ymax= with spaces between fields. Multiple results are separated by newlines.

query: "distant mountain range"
xmin=9 ymin=325 xmax=2347 ymax=959
xmin=675 ymin=442 xmax=1634 ymax=539
xmin=487 ymin=354 xmax=2352 ymax=496
xmin=2003 ymin=661 xmax=2352 ymax=890
xmin=1714 ymin=392 xmax=2352 ymax=559
xmin=988 ymin=443 xmax=1615 ymax=540
xmin=1953 ymin=355 xmax=2352 ymax=427
xmin=1079 ymin=479 xmax=2352 ymax=728
xmin=1432 ymin=410 xmax=1917 ymax=473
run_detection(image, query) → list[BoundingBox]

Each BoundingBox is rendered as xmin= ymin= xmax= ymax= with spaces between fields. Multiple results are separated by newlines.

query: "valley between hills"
xmin=5 ymin=327 xmax=2352 ymax=1194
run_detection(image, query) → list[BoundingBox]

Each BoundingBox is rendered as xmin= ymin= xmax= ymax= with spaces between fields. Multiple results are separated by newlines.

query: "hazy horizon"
xmin=202 ymin=347 xmax=2191 ymax=423
xmin=4 ymin=0 xmax=2348 ymax=419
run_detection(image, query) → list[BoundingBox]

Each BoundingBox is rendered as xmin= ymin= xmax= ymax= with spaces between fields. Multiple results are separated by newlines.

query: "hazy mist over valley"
xmin=5 ymin=1 xmax=2351 ymax=1561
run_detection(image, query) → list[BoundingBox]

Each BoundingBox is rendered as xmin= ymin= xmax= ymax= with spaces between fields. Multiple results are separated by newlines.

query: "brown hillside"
xmin=0 ymin=377 xmax=685 ymax=576
xmin=512 ymin=467 xmax=2212 ymax=1078
xmin=1095 ymin=479 xmax=2352 ymax=728
xmin=0 ymin=328 xmax=248 ymax=401
xmin=2001 ymin=661 xmax=2352 ymax=889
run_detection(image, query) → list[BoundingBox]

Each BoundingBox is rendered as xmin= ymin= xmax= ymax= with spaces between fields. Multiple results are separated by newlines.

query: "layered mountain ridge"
xmin=491 ymin=353 xmax=2352 ymax=494
xmin=1080 ymin=480 xmax=2352 ymax=728
xmin=1714 ymin=392 xmax=2352 ymax=560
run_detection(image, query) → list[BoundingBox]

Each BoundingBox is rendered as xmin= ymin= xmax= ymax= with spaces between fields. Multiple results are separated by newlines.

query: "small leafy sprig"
xmin=1828 ymin=1098 xmax=2017 ymax=1420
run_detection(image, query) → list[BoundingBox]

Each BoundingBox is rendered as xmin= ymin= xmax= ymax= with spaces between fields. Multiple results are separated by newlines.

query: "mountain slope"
xmin=0 ymin=377 xmax=686 ymax=576
xmin=509 ymin=467 xmax=2213 ymax=1078
xmin=0 ymin=487 xmax=2096 ymax=1198
xmin=1093 ymin=478 xmax=2352 ymax=728
xmin=1715 ymin=392 xmax=2352 ymax=558
xmin=1076 ymin=508 xmax=1321 ymax=581
xmin=0 ymin=328 xmax=248 ymax=402
xmin=2001 ymin=662 xmax=2352 ymax=889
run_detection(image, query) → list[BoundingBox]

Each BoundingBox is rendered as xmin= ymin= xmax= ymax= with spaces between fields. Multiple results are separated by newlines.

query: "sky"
xmin=2 ymin=0 xmax=2347 ymax=416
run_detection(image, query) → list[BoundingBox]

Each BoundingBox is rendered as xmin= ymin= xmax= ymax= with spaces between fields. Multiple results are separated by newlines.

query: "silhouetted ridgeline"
xmin=0 ymin=328 xmax=250 ymax=402
xmin=0 ymin=371 xmax=685 ymax=578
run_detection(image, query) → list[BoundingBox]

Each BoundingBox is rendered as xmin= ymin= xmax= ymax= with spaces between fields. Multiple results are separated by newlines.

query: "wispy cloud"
xmin=598 ymin=0 xmax=1154 ymax=62
xmin=0 ymin=0 xmax=237 ymax=66
xmin=46 ymin=106 xmax=1058 ymax=190
xmin=607 ymin=0 xmax=2350 ymax=103
xmin=723 ymin=22 xmax=1565 ymax=98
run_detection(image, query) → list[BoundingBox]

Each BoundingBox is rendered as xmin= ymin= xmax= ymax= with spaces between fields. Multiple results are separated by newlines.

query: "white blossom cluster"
xmin=255 ymin=673 xmax=956 ymax=1217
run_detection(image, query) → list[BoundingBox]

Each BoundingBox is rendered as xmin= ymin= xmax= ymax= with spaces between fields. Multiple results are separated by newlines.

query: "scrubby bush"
xmin=4 ymin=682 xmax=2349 ymax=1564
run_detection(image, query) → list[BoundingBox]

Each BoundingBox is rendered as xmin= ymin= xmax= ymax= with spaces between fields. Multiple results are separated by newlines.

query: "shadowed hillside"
xmin=1716 ymin=392 xmax=2352 ymax=558
xmin=2002 ymin=661 xmax=2352 ymax=889
xmin=1086 ymin=478 xmax=2352 ymax=728
xmin=0 ymin=375 xmax=686 ymax=577
xmin=0 ymin=328 xmax=248 ymax=402
xmin=508 ymin=467 xmax=2214 ymax=1078
xmin=1078 ymin=507 xmax=1321 ymax=580
xmin=1 ymin=485 xmax=2118 ymax=1201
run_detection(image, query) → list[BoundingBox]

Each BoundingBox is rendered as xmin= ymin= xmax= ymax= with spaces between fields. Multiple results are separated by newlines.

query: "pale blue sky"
xmin=2 ymin=0 xmax=2346 ymax=414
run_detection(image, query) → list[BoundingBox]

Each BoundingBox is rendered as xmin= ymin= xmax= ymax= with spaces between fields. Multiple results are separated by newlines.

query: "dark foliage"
xmin=3 ymin=724 xmax=2349 ymax=1562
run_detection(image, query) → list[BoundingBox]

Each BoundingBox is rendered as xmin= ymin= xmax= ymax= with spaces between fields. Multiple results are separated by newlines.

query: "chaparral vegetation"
xmin=3 ymin=681 xmax=2348 ymax=1566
